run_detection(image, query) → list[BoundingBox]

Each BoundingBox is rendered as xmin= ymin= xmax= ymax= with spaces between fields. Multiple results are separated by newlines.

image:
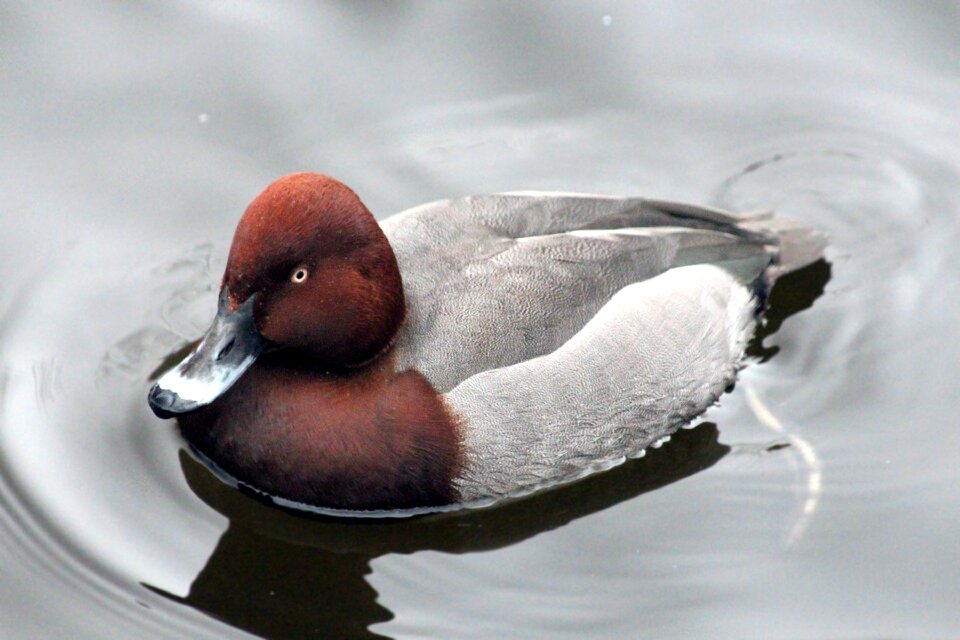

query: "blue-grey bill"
xmin=148 ymin=290 xmax=265 ymax=418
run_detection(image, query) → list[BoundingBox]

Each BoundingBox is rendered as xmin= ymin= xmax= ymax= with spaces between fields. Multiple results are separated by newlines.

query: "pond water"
xmin=2 ymin=2 xmax=959 ymax=638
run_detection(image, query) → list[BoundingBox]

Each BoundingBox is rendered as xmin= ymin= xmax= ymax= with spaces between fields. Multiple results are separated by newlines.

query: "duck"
xmin=148 ymin=172 xmax=825 ymax=514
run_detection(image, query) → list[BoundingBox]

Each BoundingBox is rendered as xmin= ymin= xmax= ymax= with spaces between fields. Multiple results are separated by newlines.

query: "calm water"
xmin=2 ymin=2 xmax=959 ymax=638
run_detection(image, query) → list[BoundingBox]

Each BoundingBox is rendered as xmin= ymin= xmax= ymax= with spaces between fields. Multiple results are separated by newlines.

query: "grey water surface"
xmin=1 ymin=2 xmax=959 ymax=638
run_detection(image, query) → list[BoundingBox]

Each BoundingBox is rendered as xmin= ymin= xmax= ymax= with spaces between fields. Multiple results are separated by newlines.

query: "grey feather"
xmin=447 ymin=263 xmax=758 ymax=501
xmin=384 ymin=194 xmax=780 ymax=391
xmin=379 ymin=192 xmax=824 ymax=500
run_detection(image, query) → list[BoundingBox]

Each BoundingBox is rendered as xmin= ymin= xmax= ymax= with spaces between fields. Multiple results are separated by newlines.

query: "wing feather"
xmin=383 ymin=193 xmax=773 ymax=391
xmin=446 ymin=263 xmax=761 ymax=501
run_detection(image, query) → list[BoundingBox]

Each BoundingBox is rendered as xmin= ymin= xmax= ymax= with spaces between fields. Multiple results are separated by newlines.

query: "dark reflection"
xmin=144 ymin=257 xmax=831 ymax=639
xmin=748 ymin=259 xmax=832 ymax=362
xmin=149 ymin=536 xmax=390 ymax=639
xmin=146 ymin=423 xmax=728 ymax=639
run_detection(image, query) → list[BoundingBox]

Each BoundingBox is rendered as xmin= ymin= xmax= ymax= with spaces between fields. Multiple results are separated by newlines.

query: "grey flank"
xmin=380 ymin=193 xmax=826 ymax=501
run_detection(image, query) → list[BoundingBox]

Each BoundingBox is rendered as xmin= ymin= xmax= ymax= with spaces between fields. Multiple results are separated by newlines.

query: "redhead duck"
xmin=148 ymin=173 xmax=825 ymax=514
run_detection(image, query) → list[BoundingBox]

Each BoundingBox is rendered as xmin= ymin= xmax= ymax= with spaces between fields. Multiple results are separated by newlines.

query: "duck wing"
xmin=445 ymin=259 xmax=765 ymax=502
xmin=382 ymin=193 xmax=817 ymax=392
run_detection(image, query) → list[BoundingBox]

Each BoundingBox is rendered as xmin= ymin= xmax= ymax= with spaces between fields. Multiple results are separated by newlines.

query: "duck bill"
xmin=148 ymin=289 xmax=265 ymax=418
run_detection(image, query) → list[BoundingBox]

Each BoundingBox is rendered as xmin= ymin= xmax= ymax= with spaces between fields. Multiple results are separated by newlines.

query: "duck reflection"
xmin=147 ymin=421 xmax=727 ymax=639
xmin=145 ymin=259 xmax=830 ymax=640
xmin=748 ymin=258 xmax=831 ymax=361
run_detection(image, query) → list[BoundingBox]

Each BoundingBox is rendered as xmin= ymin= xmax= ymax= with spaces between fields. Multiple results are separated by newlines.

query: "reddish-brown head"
xmin=223 ymin=173 xmax=405 ymax=368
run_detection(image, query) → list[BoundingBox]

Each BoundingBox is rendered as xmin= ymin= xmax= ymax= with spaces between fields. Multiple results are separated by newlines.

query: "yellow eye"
xmin=290 ymin=267 xmax=309 ymax=283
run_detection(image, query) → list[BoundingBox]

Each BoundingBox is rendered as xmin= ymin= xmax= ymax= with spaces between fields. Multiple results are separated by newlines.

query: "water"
xmin=2 ymin=2 xmax=959 ymax=638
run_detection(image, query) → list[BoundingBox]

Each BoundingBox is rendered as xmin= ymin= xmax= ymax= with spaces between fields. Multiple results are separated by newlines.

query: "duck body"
xmin=149 ymin=173 xmax=825 ymax=513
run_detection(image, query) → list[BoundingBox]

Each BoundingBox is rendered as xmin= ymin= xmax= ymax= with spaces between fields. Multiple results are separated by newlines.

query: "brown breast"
xmin=177 ymin=354 xmax=463 ymax=511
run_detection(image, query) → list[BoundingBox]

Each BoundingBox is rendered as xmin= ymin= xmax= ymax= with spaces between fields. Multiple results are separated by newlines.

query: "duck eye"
xmin=290 ymin=267 xmax=309 ymax=284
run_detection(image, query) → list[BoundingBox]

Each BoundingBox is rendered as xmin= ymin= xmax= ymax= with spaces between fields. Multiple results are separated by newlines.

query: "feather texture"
xmin=381 ymin=192 xmax=824 ymax=498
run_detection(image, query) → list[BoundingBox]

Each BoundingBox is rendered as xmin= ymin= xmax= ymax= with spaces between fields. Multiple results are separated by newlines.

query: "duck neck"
xmin=258 ymin=345 xmax=397 ymax=376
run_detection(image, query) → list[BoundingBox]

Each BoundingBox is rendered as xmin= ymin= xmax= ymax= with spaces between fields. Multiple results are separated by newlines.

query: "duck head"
xmin=148 ymin=173 xmax=405 ymax=418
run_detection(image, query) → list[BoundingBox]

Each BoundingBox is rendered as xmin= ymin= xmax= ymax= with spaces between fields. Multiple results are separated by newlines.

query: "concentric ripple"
xmin=2 ymin=2 xmax=960 ymax=638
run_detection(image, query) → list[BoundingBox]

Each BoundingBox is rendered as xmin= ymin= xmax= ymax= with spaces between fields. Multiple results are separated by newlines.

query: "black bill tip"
xmin=148 ymin=383 xmax=181 ymax=419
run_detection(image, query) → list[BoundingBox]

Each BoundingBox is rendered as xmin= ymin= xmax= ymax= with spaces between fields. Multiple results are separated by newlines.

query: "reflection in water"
xmin=6 ymin=1 xmax=960 ymax=636
xmin=150 ymin=525 xmax=391 ymax=639
xmin=745 ymin=259 xmax=831 ymax=546
xmin=144 ymin=251 xmax=830 ymax=639
xmin=148 ymin=423 xmax=729 ymax=639
xmin=744 ymin=385 xmax=822 ymax=547
xmin=747 ymin=259 xmax=832 ymax=362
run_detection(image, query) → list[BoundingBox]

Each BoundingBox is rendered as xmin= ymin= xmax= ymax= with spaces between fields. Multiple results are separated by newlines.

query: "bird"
xmin=148 ymin=172 xmax=825 ymax=514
